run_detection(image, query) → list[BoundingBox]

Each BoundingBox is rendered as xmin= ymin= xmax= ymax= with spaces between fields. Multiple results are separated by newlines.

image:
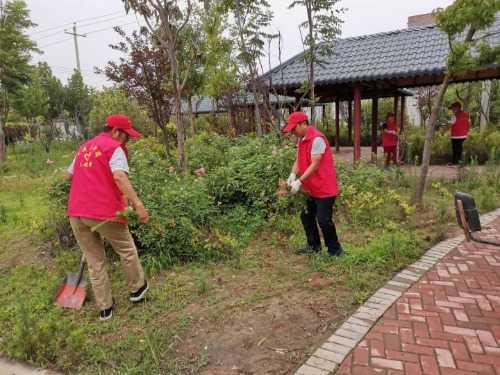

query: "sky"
xmin=26 ymin=0 xmax=454 ymax=88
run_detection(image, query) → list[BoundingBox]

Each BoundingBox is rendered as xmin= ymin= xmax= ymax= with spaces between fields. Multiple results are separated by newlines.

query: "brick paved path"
xmin=336 ymin=218 xmax=500 ymax=375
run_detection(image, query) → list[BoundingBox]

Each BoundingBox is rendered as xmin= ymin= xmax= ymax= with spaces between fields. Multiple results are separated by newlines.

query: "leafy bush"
xmin=186 ymin=131 xmax=232 ymax=172
xmin=205 ymin=135 xmax=295 ymax=213
xmin=404 ymin=128 xmax=500 ymax=165
xmin=47 ymin=135 xmax=295 ymax=269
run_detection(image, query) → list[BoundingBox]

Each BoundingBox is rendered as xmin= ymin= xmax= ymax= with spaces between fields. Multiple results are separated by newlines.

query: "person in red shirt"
xmin=282 ymin=111 xmax=343 ymax=257
xmin=448 ymin=101 xmax=470 ymax=165
xmin=65 ymin=114 xmax=150 ymax=321
xmin=381 ymin=112 xmax=398 ymax=171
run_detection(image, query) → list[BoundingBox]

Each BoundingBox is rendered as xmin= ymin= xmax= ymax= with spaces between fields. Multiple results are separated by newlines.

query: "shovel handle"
xmin=75 ymin=255 xmax=86 ymax=289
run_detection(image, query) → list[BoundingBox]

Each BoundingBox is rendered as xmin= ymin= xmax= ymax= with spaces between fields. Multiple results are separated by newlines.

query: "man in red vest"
xmin=448 ymin=101 xmax=470 ymax=165
xmin=66 ymin=114 xmax=149 ymax=321
xmin=282 ymin=111 xmax=343 ymax=257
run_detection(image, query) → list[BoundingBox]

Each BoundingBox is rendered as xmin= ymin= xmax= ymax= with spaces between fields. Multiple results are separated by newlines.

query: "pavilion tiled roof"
xmin=262 ymin=19 xmax=500 ymax=89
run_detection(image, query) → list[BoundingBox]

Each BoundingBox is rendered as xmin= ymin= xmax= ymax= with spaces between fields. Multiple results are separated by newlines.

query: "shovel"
xmin=54 ymin=255 xmax=87 ymax=310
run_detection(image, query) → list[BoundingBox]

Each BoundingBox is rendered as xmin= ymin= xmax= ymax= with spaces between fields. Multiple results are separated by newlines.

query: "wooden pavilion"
xmin=261 ymin=19 xmax=500 ymax=162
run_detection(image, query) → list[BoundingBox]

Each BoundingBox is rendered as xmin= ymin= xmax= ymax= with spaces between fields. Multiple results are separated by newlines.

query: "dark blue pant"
xmin=452 ymin=138 xmax=465 ymax=165
xmin=300 ymin=196 xmax=341 ymax=254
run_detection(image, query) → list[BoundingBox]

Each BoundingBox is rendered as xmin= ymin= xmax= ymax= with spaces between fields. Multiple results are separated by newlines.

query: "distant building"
xmin=408 ymin=13 xmax=436 ymax=28
xmin=405 ymin=13 xmax=438 ymax=126
xmin=53 ymin=118 xmax=80 ymax=138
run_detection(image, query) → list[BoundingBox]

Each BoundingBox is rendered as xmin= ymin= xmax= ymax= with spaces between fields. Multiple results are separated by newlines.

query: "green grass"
xmin=0 ymin=140 xmax=499 ymax=373
xmin=0 ymin=141 xmax=76 ymax=243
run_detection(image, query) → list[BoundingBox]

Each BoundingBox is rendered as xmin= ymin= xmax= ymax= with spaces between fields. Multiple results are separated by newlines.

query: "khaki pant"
xmin=69 ymin=217 xmax=145 ymax=310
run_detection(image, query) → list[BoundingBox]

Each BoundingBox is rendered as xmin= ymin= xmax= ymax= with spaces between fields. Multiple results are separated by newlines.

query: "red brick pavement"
xmin=337 ymin=219 xmax=500 ymax=375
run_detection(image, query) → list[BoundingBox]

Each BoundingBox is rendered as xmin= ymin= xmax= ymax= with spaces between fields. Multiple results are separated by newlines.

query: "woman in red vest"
xmin=448 ymin=101 xmax=470 ymax=165
xmin=381 ymin=112 xmax=398 ymax=171
xmin=66 ymin=114 xmax=149 ymax=321
xmin=282 ymin=111 xmax=343 ymax=257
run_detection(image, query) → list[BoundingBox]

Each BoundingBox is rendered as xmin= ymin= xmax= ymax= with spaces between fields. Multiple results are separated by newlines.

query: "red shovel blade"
xmin=54 ymin=272 xmax=87 ymax=310
xmin=54 ymin=283 xmax=86 ymax=310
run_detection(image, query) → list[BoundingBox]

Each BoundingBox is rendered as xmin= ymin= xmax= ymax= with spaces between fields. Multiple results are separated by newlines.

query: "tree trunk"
xmin=0 ymin=116 xmax=6 ymax=163
xmin=251 ymin=81 xmax=263 ymax=137
xmin=226 ymin=96 xmax=237 ymax=136
xmin=307 ymin=3 xmax=315 ymax=123
xmin=188 ymin=96 xmax=195 ymax=138
xmin=0 ymin=89 xmax=8 ymax=163
xmin=480 ymin=80 xmax=492 ymax=132
xmin=174 ymin=91 xmax=187 ymax=172
xmin=414 ymin=75 xmax=451 ymax=206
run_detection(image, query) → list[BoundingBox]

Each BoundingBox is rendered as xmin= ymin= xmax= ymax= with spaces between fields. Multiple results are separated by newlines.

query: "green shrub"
xmin=404 ymin=128 xmax=500 ymax=165
xmin=205 ymin=135 xmax=295 ymax=213
xmin=186 ymin=132 xmax=232 ymax=172
xmin=47 ymin=136 xmax=293 ymax=269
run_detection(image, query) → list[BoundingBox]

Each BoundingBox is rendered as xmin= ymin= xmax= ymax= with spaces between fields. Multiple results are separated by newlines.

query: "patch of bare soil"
xmin=0 ymin=237 xmax=47 ymax=270
xmin=173 ymin=241 xmax=347 ymax=375
xmin=177 ymin=292 xmax=341 ymax=375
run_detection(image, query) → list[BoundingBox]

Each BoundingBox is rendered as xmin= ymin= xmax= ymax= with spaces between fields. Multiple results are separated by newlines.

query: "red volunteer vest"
xmin=67 ymin=133 xmax=127 ymax=221
xmin=297 ymin=126 xmax=338 ymax=198
xmin=382 ymin=118 xmax=398 ymax=147
xmin=451 ymin=111 xmax=470 ymax=138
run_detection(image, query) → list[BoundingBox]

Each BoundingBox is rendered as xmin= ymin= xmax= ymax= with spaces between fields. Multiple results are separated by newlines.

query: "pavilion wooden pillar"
xmin=322 ymin=104 xmax=327 ymax=129
xmin=400 ymin=96 xmax=406 ymax=132
xmin=353 ymin=86 xmax=362 ymax=162
xmin=371 ymin=96 xmax=379 ymax=162
xmin=348 ymin=101 xmax=353 ymax=145
xmin=335 ymin=99 xmax=340 ymax=152
xmin=393 ymin=96 xmax=399 ymax=122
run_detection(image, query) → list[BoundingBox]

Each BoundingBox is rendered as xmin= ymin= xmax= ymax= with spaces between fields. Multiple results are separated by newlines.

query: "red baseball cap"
xmin=105 ymin=114 xmax=141 ymax=138
xmin=282 ymin=111 xmax=309 ymax=133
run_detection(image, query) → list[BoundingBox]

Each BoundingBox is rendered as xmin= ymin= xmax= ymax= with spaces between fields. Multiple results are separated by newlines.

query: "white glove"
xmin=290 ymin=179 xmax=302 ymax=194
xmin=287 ymin=173 xmax=297 ymax=187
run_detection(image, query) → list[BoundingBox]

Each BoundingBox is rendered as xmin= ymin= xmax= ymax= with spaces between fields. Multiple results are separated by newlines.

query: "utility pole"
xmin=65 ymin=23 xmax=86 ymax=71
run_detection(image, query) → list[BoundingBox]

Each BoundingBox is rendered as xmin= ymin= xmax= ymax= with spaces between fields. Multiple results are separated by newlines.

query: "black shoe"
xmin=129 ymin=280 xmax=149 ymax=302
xmin=99 ymin=305 xmax=113 ymax=321
xmin=297 ymin=245 xmax=321 ymax=255
xmin=328 ymin=246 xmax=344 ymax=257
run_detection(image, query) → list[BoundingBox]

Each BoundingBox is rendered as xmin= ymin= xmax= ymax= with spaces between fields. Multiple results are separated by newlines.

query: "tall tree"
xmin=201 ymin=0 xmax=240 ymax=134
xmin=37 ymin=62 xmax=65 ymax=123
xmin=88 ymin=87 xmax=154 ymax=137
xmin=12 ymin=65 xmax=48 ymax=126
xmin=100 ymin=27 xmax=172 ymax=152
xmin=415 ymin=0 xmax=500 ymax=205
xmin=228 ymin=0 xmax=274 ymax=136
xmin=122 ymin=0 xmax=198 ymax=172
xmin=289 ymin=0 xmax=343 ymax=123
xmin=0 ymin=0 xmax=37 ymax=162
xmin=13 ymin=63 xmax=66 ymax=152
xmin=65 ymin=70 xmax=92 ymax=139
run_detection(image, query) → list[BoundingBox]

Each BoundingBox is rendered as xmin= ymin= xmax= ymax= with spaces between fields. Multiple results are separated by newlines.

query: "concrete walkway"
xmin=296 ymin=209 xmax=500 ymax=375
xmin=334 ymin=146 xmax=486 ymax=182
xmin=0 ymin=357 xmax=58 ymax=375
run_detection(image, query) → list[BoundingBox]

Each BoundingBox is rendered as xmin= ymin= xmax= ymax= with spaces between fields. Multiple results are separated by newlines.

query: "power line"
xmin=29 ymin=11 xmax=123 ymax=35
xmin=38 ymin=22 xmax=138 ymax=48
xmin=85 ymin=22 xmax=138 ymax=36
xmin=34 ymin=15 xmax=128 ymax=42
xmin=40 ymin=37 xmax=73 ymax=48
